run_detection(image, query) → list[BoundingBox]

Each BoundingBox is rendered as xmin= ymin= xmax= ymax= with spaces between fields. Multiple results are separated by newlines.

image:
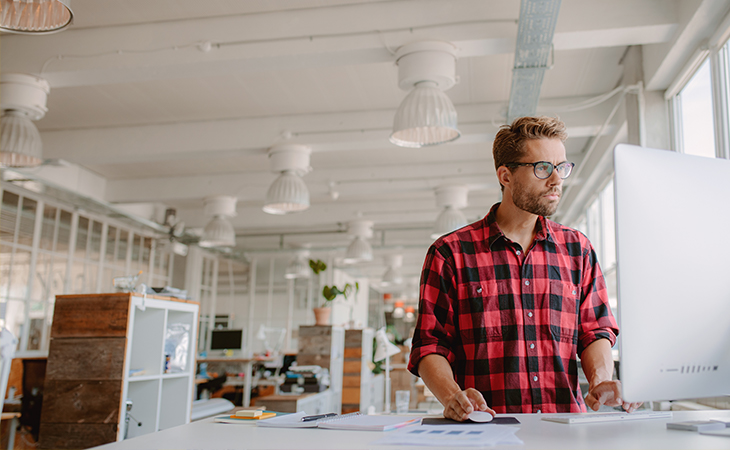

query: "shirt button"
xmin=524 ymin=280 xmax=530 ymax=286
xmin=516 ymin=250 xmax=521 ymax=255
xmin=477 ymin=287 xmax=482 ymax=293
xmin=527 ymin=312 xmax=533 ymax=318
xmin=533 ymin=376 xmax=538 ymax=382
xmin=530 ymin=343 xmax=535 ymax=349
xmin=572 ymin=290 xmax=577 ymax=295
xmin=537 ymin=409 xmax=541 ymax=414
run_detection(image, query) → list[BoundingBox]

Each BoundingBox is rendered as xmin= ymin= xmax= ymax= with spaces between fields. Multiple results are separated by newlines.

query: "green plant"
xmin=321 ymin=282 xmax=359 ymax=307
xmin=309 ymin=259 xmax=327 ymax=274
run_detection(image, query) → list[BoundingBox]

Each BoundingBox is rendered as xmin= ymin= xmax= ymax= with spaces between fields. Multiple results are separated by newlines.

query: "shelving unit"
xmin=38 ymin=293 xmax=199 ymax=449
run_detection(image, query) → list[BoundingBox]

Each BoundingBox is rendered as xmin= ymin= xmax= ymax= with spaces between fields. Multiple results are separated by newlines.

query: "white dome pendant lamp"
xmin=199 ymin=196 xmax=237 ymax=248
xmin=343 ymin=219 xmax=374 ymax=264
xmin=431 ymin=185 xmax=469 ymax=239
xmin=0 ymin=0 xmax=73 ymax=34
xmin=0 ymin=73 xmax=51 ymax=168
xmin=390 ymin=41 xmax=461 ymax=148
xmin=263 ymin=144 xmax=312 ymax=215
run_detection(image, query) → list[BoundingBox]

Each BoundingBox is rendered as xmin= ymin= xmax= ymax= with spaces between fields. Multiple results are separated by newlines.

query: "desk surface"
xmin=92 ymin=410 xmax=730 ymax=450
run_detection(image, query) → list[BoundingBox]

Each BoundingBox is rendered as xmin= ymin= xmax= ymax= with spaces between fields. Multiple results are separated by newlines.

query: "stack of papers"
xmin=370 ymin=424 xmax=523 ymax=447
xmin=256 ymin=411 xmax=421 ymax=431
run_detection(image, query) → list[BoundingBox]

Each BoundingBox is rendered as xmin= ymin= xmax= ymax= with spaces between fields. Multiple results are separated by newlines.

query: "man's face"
xmin=509 ymin=138 xmax=567 ymax=217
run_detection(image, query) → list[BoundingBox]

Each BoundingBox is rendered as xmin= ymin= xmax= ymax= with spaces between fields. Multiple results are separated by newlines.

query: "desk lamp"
xmin=374 ymin=327 xmax=401 ymax=413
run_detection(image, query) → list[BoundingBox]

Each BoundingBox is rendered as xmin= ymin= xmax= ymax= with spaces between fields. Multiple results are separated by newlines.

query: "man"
xmin=407 ymin=116 xmax=642 ymax=421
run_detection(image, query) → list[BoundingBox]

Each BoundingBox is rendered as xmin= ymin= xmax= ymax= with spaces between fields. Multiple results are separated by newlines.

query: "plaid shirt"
xmin=408 ymin=203 xmax=618 ymax=414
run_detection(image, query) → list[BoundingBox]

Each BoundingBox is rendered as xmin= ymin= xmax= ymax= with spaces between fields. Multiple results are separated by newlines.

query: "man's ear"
xmin=497 ymin=166 xmax=512 ymax=189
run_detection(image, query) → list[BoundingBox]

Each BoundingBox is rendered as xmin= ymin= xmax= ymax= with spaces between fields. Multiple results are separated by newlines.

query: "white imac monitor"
xmin=614 ymin=143 xmax=730 ymax=402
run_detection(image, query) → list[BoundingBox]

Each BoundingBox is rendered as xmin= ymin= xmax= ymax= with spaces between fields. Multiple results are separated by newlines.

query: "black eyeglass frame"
xmin=503 ymin=161 xmax=575 ymax=180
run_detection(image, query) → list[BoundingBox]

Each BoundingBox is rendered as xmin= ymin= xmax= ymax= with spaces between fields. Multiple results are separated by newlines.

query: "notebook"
xmin=256 ymin=411 xmax=421 ymax=431
xmin=316 ymin=413 xmax=422 ymax=431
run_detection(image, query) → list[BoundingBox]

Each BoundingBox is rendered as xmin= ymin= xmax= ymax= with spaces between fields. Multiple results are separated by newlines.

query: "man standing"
xmin=407 ymin=116 xmax=641 ymax=420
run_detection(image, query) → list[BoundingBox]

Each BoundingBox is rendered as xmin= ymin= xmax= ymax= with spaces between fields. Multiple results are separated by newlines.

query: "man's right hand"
xmin=443 ymin=388 xmax=496 ymax=421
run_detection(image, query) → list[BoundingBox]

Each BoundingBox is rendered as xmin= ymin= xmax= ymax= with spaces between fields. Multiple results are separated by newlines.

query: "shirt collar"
xmin=483 ymin=203 xmax=554 ymax=250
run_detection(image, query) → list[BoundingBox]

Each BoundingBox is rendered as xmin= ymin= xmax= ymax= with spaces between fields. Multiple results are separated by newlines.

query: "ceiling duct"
xmin=506 ymin=0 xmax=562 ymax=122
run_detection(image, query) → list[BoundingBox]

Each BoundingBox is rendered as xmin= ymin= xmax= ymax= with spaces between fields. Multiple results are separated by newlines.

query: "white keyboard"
xmin=541 ymin=410 xmax=672 ymax=424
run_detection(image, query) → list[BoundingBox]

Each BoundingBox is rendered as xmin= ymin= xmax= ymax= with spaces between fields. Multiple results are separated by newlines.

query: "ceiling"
xmin=3 ymin=0 xmax=729 ymax=292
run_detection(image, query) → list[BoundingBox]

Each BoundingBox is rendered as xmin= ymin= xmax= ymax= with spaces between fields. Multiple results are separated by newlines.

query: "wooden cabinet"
xmin=296 ymin=326 xmax=344 ymax=414
xmin=39 ymin=293 xmax=199 ymax=449
xmin=341 ymin=328 xmax=374 ymax=413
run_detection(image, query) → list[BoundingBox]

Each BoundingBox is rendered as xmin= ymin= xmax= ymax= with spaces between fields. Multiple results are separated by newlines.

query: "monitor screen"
xmin=613 ymin=144 xmax=730 ymax=402
xmin=210 ymin=329 xmax=243 ymax=351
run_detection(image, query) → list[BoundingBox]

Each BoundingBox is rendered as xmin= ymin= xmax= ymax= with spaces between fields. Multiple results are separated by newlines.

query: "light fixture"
xmin=431 ymin=185 xmax=469 ymax=239
xmin=199 ymin=196 xmax=237 ymax=248
xmin=0 ymin=0 xmax=73 ymax=34
xmin=263 ymin=144 xmax=311 ymax=215
xmin=343 ymin=220 xmax=373 ymax=264
xmin=374 ymin=327 xmax=401 ymax=413
xmin=381 ymin=254 xmax=403 ymax=286
xmin=390 ymin=41 xmax=460 ymax=148
xmin=0 ymin=73 xmax=50 ymax=168
xmin=404 ymin=307 xmax=416 ymax=323
xmin=284 ymin=249 xmax=311 ymax=280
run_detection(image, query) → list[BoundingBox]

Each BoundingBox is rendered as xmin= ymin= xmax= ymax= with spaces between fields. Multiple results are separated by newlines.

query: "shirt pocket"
xmin=549 ymin=280 xmax=580 ymax=343
xmin=458 ymin=280 xmax=516 ymax=343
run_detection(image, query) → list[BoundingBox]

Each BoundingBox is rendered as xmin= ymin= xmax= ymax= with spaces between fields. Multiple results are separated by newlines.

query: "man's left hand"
xmin=585 ymin=380 xmax=643 ymax=413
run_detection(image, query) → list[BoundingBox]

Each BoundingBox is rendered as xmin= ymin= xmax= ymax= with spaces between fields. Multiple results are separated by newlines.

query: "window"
xmin=0 ymin=184 xmax=171 ymax=353
xmin=676 ymin=59 xmax=717 ymax=158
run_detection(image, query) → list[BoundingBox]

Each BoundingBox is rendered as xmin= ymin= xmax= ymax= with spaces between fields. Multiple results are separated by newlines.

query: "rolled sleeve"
xmin=577 ymin=246 xmax=619 ymax=357
xmin=408 ymin=244 xmax=457 ymax=377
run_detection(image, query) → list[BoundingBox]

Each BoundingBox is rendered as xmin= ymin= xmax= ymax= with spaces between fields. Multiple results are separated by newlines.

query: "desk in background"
xmin=254 ymin=391 xmax=332 ymax=414
xmin=91 ymin=410 xmax=730 ymax=450
xmin=197 ymin=356 xmax=275 ymax=407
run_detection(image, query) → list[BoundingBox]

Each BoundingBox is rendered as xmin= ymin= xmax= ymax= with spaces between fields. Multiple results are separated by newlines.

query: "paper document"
xmin=316 ymin=414 xmax=421 ymax=431
xmin=370 ymin=424 xmax=523 ymax=447
xmin=256 ymin=412 xmax=421 ymax=431
xmin=256 ymin=412 xmax=319 ymax=428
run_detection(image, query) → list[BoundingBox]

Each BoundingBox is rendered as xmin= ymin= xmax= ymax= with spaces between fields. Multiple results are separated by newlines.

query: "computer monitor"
xmin=210 ymin=329 xmax=244 ymax=352
xmin=613 ymin=143 xmax=730 ymax=402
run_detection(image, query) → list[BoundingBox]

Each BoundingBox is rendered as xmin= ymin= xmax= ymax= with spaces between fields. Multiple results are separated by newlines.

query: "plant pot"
xmin=313 ymin=307 xmax=331 ymax=326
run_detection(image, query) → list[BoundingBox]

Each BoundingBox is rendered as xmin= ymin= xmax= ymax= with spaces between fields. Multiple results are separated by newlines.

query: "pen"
xmin=301 ymin=413 xmax=337 ymax=422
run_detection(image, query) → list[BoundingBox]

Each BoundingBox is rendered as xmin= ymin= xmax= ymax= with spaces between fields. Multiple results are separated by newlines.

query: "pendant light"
xmin=431 ymin=185 xmax=469 ymax=239
xmin=343 ymin=220 xmax=374 ymax=264
xmin=284 ymin=249 xmax=311 ymax=280
xmin=390 ymin=41 xmax=460 ymax=148
xmin=0 ymin=0 xmax=73 ymax=34
xmin=263 ymin=144 xmax=311 ymax=215
xmin=0 ymin=73 xmax=50 ymax=168
xmin=199 ymin=196 xmax=237 ymax=248
xmin=381 ymin=254 xmax=403 ymax=286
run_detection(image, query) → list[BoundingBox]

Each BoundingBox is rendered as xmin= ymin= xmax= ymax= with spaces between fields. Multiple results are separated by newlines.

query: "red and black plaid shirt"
xmin=408 ymin=203 xmax=618 ymax=414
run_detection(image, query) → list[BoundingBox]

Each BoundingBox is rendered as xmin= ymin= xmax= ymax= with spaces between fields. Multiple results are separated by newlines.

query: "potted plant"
xmin=309 ymin=259 xmax=359 ymax=326
xmin=309 ymin=259 xmax=331 ymax=325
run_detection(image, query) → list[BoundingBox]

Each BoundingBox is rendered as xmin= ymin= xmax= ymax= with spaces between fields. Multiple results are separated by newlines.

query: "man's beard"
xmin=511 ymin=179 xmax=561 ymax=217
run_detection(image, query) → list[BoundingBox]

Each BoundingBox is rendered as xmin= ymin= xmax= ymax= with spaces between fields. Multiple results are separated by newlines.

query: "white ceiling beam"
xmin=644 ymin=0 xmax=730 ymax=90
xmin=104 ymin=158 xmax=501 ymax=204
xmin=42 ymin=97 xmax=617 ymax=164
xmin=2 ymin=0 xmax=676 ymax=88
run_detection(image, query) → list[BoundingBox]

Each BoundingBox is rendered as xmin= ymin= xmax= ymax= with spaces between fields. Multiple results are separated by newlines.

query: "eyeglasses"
xmin=503 ymin=161 xmax=575 ymax=180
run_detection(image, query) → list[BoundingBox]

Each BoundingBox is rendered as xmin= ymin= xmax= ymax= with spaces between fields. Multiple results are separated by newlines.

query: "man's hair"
xmin=492 ymin=116 xmax=568 ymax=172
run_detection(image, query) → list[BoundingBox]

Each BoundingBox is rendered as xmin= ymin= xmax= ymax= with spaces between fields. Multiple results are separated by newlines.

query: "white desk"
xmin=198 ymin=357 xmax=275 ymax=407
xmin=92 ymin=410 xmax=730 ymax=449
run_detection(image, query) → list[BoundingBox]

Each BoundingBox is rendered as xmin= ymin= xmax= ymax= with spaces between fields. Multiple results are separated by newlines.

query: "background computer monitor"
xmin=613 ymin=143 xmax=730 ymax=402
xmin=210 ymin=329 xmax=244 ymax=352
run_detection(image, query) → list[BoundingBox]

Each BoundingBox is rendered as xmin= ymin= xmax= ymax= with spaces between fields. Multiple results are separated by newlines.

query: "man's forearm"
xmin=580 ymin=338 xmax=614 ymax=387
xmin=417 ymin=354 xmax=463 ymax=407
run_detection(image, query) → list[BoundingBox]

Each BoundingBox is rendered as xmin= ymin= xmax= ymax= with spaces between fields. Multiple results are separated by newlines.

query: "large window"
xmin=676 ymin=59 xmax=717 ymax=158
xmin=0 ymin=184 xmax=172 ymax=353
